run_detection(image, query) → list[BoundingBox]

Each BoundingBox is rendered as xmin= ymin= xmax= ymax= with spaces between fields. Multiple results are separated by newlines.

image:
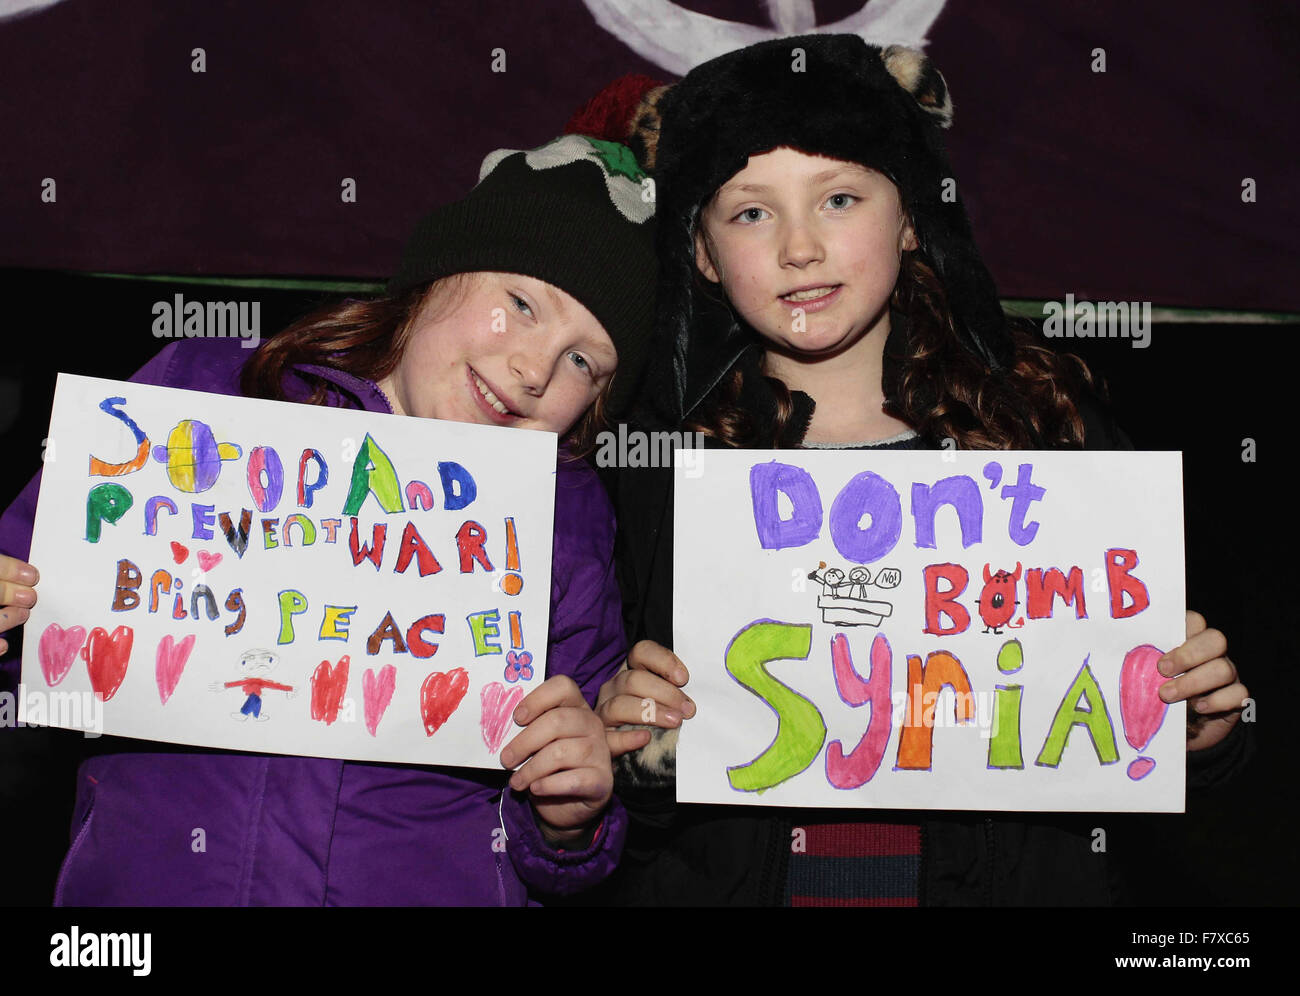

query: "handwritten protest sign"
xmin=674 ymin=450 xmax=1186 ymax=812
xmin=20 ymin=374 xmax=556 ymax=768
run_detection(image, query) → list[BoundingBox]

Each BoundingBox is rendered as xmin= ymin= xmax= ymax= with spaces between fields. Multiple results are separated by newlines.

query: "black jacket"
xmin=591 ymin=328 xmax=1252 ymax=907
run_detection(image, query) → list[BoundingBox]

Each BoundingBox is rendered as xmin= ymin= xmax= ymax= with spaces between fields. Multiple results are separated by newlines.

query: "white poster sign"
xmin=21 ymin=374 xmax=556 ymax=768
xmin=675 ymin=449 xmax=1186 ymax=812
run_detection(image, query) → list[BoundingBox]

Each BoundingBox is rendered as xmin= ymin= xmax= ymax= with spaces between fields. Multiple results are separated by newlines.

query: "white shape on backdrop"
xmin=0 ymin=0 xmax=67 ymax=22
xmin=581 ymin=0 xmax=948 ymax=76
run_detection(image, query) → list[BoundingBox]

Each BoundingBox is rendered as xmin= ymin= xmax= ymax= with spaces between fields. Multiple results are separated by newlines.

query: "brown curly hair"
xmin=685 ymin=251 xmax=1099 ymax=451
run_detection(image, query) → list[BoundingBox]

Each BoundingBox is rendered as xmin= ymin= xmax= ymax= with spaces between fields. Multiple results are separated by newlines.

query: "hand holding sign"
xmin=595 ymin=639 xmax=695 ymax=757
xmin=0 ymin=555 xmax=38 ymax=657
xmin=502 ymin=675 xmax=613 ymax=844
xmin=1160 ymin=611 xmax=1247 ymax=752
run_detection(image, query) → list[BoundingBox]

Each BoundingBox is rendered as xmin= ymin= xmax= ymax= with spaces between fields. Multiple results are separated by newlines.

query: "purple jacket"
xmin=0 ymin=338 xmax=627 ymax=905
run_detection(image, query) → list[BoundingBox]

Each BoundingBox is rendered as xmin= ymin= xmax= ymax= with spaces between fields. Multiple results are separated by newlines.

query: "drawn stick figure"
xmin=209 ymin=648 xmax=295 ymax=722
xmin=847 ymin=566 xmax=871 ymax=599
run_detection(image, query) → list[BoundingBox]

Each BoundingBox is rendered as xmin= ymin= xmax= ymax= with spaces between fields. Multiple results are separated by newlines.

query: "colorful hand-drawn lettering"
xmin=724 ymin=620 xmax=825 ymax=793
xmin=825 ymin=632 xmax=892 ymax=789
xmin=1035 ymin=657 xmax=1120 ymax=768
xmin=152 ymin=419 xmax=242 ymax=493
xmin=1118 ymin=644 xmax=1170 ymax=780
xmin=500 ymin=517 xmax=523 ymax=595
xmin=89 ymin=397 xmax=150 ymax=477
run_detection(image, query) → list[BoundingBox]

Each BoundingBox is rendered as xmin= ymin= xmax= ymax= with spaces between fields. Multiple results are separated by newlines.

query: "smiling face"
xmin=378 ymin=272 xmax=617 ymax=434
xmin=695 ymin=147 xmax=917 ymax=360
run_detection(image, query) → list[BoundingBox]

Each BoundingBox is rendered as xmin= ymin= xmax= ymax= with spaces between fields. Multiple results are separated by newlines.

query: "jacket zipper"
xmin=53 ymin=797 xmax=96 ymax=907
xmin=495 ymin=851 xmax=508 ymax=906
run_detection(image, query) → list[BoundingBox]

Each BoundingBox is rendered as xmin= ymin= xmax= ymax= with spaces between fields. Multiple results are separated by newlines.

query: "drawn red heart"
xmin=362 ymin=664 xmax=397 ymax=737
xmin=480 ymin=681 xmax=525 ymax=754
xmin=196 ymin=551 xmax=223 ymax=572
xmin=38 ymin=623 xmax=86 ymax=687
xmin=155 ymin=633 xmax=196 ymax=705
xmin=420 ymin=668 xmax=469 ymax=737
xmin=310 ymin=655 xmax=350 ymax=725
xmin=80 ymin=625 xmax=134 ymax=701
xmin=170 ymin=541 xmax=189 ymax=564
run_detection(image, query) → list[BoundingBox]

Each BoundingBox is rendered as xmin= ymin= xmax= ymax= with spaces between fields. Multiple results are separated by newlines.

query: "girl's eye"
xmin=825 ymin=193 xmax=858 ymax=210
xmin=567 ymin=351 xmax=592 ymax=374
xmin=733 ymin=207 xmax=768 ymax=224
xmin=510 ymin=294 xmax=534 ymax=318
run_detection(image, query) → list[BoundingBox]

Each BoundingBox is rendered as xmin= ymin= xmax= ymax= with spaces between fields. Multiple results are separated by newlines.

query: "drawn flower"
xmin=504 ymin=650 xmax=534 ymax=683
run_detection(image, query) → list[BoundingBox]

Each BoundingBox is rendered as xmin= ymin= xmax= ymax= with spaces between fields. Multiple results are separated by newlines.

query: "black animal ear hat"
xmin=649 ymin=34 xmax=1013 ymax=426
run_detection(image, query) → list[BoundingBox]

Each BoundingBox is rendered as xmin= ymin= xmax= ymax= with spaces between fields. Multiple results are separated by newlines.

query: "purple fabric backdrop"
xmin=1 ymin=0 xmax=1295 ymax=309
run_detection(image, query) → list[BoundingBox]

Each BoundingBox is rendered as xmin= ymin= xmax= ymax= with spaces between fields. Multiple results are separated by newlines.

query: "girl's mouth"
xmin=779 ymin=284 xmax=842 ymax=312
xmin=468 ymin=367 xmax=520 ymax=422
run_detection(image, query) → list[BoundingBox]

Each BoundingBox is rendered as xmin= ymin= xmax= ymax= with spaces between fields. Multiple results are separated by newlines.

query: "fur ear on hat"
xmin=882 ymin=45 xmax=953 ymax=128
xmin=629 ymin=83 xmax=671 ymax=169
xmin=564 ymin=74 xmax=671 ymax=171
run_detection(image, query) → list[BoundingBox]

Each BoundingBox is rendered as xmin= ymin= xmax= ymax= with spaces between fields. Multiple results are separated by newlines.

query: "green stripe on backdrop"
xmin=1000 ymin=299 xmax=1299 ymax=324
xmin=86 ymin=272 xmax=385 ymax=294
xmin=82 ymin=274 xmax=1300 ymax=322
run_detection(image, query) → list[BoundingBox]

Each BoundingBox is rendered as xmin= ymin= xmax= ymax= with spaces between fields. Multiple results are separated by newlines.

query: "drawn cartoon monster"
xmin=978 ymin=563 xmax=1024 ymax=634
xmin=209 ymin=648 xmax=295 ymax=721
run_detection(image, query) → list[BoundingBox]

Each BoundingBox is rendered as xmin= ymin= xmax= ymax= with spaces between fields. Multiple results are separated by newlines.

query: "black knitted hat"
xmin=650 ymin=35 xmax=1013 ymax=424
xmin=389 ymin=135 xmax=657 ymax=418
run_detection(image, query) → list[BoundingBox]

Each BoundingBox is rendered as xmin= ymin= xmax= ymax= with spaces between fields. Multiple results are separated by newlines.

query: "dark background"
xmin=1 ymin=0 xmax=1295 ymax=310
xmin=1 ymin=0 xmax=1295 ymax=905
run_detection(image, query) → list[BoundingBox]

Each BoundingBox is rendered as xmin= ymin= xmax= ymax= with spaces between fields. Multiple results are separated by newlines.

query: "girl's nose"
xmin=509 ymin=346 xmax=555 ymax=397
xmin=779 ymin=220 xmax=824 ymax=268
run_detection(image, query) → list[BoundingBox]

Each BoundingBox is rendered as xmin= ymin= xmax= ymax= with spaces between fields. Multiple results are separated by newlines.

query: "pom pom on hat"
xmin=564 ymin=73 xmax=671 ymax=170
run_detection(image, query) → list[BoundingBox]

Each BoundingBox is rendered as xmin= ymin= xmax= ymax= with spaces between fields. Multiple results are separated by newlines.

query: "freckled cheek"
xmin=406 ymin=330 xmax=458 ymax=371
xmin=539 ymin=387 xmax=585 ymax=432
